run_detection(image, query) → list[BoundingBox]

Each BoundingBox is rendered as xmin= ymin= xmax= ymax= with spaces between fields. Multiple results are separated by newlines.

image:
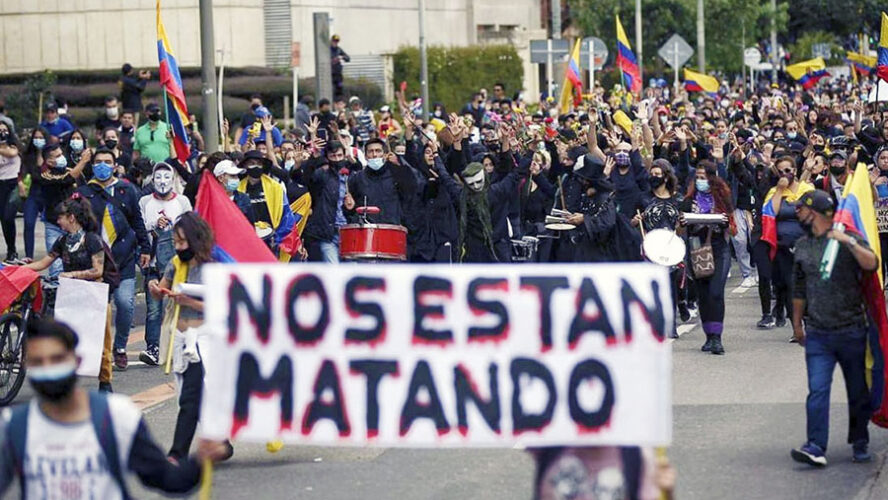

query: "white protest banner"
xmin=54 ymin=278 xmax=108 ymax=377
xmin=200 ymin=263 xmax=672 ymax=447
xmin=877 ymin=198 xmax=888 ymax=234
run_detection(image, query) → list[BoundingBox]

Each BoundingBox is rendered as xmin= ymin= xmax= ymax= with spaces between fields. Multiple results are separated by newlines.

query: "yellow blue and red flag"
xmin=156 ymin=0 xmax=192 ymax=161
xmin=832 ymin=164 xmax=888 ymax=427
xmin=760 ymin=182 xmax=814 ymax=260
xmin=786 ymin=57 xmax=830 ymax=90
xmin=682 ymin=68 xmax=719 ymax=96
xmin=558 ymin=39 xmax=583 ymax=113
xmin=878 ymin=12 xmax=888 ymax=83
xmin=615 ymin=16 xmax=641 ymax=94
xmin=847 ymin=51 xmax=877 ymax=77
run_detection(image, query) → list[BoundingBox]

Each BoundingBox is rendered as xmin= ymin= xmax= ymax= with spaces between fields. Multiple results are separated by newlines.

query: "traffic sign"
xmin=580 ymin=37 xmax=608 ymax=70
xmin=658 ymin=34 xmax=693 ymax=69
xmin=529 ymin=39 xmax=569 ymax=64
xmin=811 ymin=43 xmax=832 ymax=60
xmin=744 ymin=47 xmax=761 ymax=67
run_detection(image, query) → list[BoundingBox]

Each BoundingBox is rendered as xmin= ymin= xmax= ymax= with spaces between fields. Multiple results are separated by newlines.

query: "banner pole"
xmin=199 ymin=461 xmax=213 ymax=500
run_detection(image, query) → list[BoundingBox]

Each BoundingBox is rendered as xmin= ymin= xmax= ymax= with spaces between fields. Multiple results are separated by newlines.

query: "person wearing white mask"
xmin=94 ymin=96 xmax=122 ymax=141
xmin=213 ymin=159 xmax=253 ymax=223
xmin=138 ymin=162 xmax=192 ymax=366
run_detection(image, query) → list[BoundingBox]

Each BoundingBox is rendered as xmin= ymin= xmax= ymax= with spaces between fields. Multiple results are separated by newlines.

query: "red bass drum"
xmin=339 ymin=224 xmax=408 ymax=261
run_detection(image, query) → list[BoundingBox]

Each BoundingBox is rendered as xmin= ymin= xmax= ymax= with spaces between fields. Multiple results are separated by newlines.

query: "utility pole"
xmin=696 ymin=0 xmax=705 ymax=72
xmin=741 ymin=22 xmax=746 ymax=98
xmin=199 ymin=0 xmax=219 ymax=152
xmin=551 ymin=0 xmax=561 ymax=38
xmin=635 ymin=0 xmax=643 ymax=85
xmin=770 ymin=0 xmax=777 ymax=82
xmin=418 ymin=0 xmax=430 ymax=121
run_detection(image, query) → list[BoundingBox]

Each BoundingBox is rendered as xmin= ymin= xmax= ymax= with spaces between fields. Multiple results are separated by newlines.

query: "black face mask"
xmin=30 ymin=373 xmax=77 ymax=402
xmin=247 ymin=167 xmax=263 ymax=179
xmin=800 ymin=219 xmax=814 ymax=237
xmin=813 ymin=144 xmax=825 ymax=153
xmin=176 ymin=247 xmax=195 ymax=262
xmin=649 ymin=176 xmax=666 ymax=189
xmin=104 ymin=139 xmax=117 ymax=150
xmin=0 ymin=131 xmax=8 ymax=141
xmin=829 ymin=165 xmax=846 ymax=176
xmin=331 ymin=160 xmax=347 ymax=170
xmin=148 ymin=112 xmax=162 ymax=122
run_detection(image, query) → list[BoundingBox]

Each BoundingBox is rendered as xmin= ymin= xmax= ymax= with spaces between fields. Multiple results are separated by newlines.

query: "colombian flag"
xmin=683 ymin=68 xmax=719 ymax=96
xmin=832 ymin=164 xmax=888 ymax=427
xmin=760 ymin=182 xmax=814 ymax=260
xmin=878 ymin=12 xmax=888 ymax=83
xmin=616 ymin=15 xmax=641 ymax=94
xmin=195 ymin=170 xmax=276 ymax=263
xmin=558 ymin=39 xmax=583 ymax=113
xmin=786 ymin=58 xmax=830 ymax=90
xmin=157 ymin=0 xmax=192 ymax=161
xmin=847 ymin=51 xmax=877 ymax=77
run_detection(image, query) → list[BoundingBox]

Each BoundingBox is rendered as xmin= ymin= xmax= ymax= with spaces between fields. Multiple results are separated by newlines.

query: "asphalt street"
xmin=6 ymin=218 xmax=888 ymax=499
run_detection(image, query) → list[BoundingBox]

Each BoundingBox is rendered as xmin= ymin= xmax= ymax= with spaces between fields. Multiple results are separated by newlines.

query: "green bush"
xmin=787 ymin=31 xmax=844 ymax=66
xmin=393 ymin=44 xmax=523 ymax=112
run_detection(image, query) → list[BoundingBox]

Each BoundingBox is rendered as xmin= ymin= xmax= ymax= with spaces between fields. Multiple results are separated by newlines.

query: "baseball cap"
xmin=254 ymin=106 xmax=271 ymax=119
xmin=145 ymin=102 xmax=161 ymax=113
xmin=44 ymin=102 xmax=58 ymax=112
xmin=213 ymin=159 xmax=244 ymax=177
xmin=828 ymin=149 xmax=848 ymax=160
xmin=332 ymin=34 xmax=340 ymax=41
xmin=798 ymin=190 xmax=834 ymax=216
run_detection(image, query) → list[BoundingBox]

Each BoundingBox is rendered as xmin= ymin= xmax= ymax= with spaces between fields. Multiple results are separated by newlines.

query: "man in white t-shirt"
xmin=0 ymin=319 xmax=229 ymax=498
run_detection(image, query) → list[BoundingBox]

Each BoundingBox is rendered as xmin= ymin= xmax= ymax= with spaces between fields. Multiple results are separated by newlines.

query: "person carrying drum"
xmin=236 ymin=150 xmax=296 ymax=256
xmin=342 ymin=138 xmax=416 ymax=227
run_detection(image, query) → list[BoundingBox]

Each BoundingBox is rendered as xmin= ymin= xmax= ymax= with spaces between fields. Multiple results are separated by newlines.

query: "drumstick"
xmin=636 ymin=209 xmax=646 ymax=239
xmin=557 ymin=176 xmax=566 ymax=211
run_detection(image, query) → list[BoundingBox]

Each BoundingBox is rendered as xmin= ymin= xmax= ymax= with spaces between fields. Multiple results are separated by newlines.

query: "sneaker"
xmin=3 ymin=252 xmax=19 ymax=265
xmin=775 ymin=316 xmax=787 ymax=328
xmin=757 ymin=315 xmax=776 ymax=329
xmin=791 ymin=442 xmax=827 ymax=467
xmin=678 ymin=303 xmax=691 ymax=323
xmin=701 ymin=334 xmax=713 ymax=352
xmin=688 ymin=306 xmax=699 ymax=320
xmin=114 ymin=349 xmax=128 ymax=371
xmin=789 ymin=336 xmax=799 ymax=343
xmin=739 ymin=277 xmax=757 ymax=288
xmin=221 ymin=440 xmax=235 ymax=462
xmin=98 ymin=381 xmax=113 ymax=393
xmin=710 ymin=335 xmax=725 ymax=355
xmin=139 ymin=345 xmax=160 ymax=366
xmin=852 ymin=440 xmax=871 ymax=463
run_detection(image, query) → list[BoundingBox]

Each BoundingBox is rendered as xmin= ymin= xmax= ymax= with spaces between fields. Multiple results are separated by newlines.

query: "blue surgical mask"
xmin=69 ymin=139 xmax=84 ymax=152
xmin=93 ymin=161 xmax=113 ymax=181
xmin=225 ymin=178 xmax=240 ymax=192
xmin=787 ymin=132 xmax=797 ymax=140
xmin=367 ymin=157 xmax=385 ymax=171
xmin=695 ymin=179 xmax=710 ymax=193
xmin=284 ymin=159 xmax=296 ymax=171
xmin=33 ymin=138 xmax=46 ymax=150
xmin=54 ymin=155 xmax=68 ymax=169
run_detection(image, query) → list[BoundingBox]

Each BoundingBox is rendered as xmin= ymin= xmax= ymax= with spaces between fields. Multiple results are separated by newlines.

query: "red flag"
xmin=195 ymin=170 xmax=276 ymax=263
xmin=0 ymin=266 xmax=42 ymax=313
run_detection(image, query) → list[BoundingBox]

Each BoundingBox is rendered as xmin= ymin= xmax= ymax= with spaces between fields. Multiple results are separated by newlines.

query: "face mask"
xmin=92 ymin=161 xmax=113 ymax=181
xmin=650 ymin=176 xmax=665 ymax=189
xmin=614 ymin=152 xmax=630 ymax=167
xmin=659 ymin=115 xmax=668 ymax=125
xmin=800 ymin=219 xmax=814 ymax=236
xmin=813 ymin=144 xmax=825 ymax=153
xmin=367 ymin=157 xmax=385 ymax=171
xmin=33 ymin=138 xmax=46 ymax=149
xmin=331 ymin=160 xmax=347 ymax=170
xmin=284 ymin=159 xmax=296 ymax=171
xmin=148 ymin=112 xmax=162 ymax=122
xmin=69 ymin=139 xmax=84 ymax=152
xmin=28 ymin=360 xmax=78 ymax=402
xmin=0 ymin=131 xmax=8 ymax=141
xmin=106 ymin=107 xmax=119 ymax=119
xmin=54 ymin=155 xmax=68 ymax=170
xmin=434 ymin=110 xmax=442 ymax=117
xmin=695 ymin=179 xmax=710 ymax=192
xmin=829 ymin=165 xmax=846 ymax=176
xmin=247 ymin=167 xmax=263 ymax=179
xmin=465 ymin=170 xmax=486 ymax=192
xmin=762 ymin=130 xmax=773 ymax=138
xmin=787 ymin=132 xmax=798 ymax=139
xmin=782 ymin=172 xmax=795 ymax=183
xmin=104 ymin=139 xmax=118 ymax=150
xmin=176 ymin=247 xmax=195 ymax=262
xmin=153 ymin=169 xmax=174 ymax=195
xmin=225 ymin=178 xmax=240 ymax=192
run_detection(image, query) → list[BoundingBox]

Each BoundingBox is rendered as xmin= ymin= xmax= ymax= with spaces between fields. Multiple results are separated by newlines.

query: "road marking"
xmin=731 ymin=285 xmax=750 ymax=295
xmin=677 ymin=324 xmax=696 ymax=337
xmin=130 ymin=381 xmax=177 ymax=411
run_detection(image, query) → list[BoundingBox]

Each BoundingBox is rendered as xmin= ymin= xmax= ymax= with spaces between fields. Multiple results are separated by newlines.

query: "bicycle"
xmin=0 ymin=277 xmax=55 ymax=406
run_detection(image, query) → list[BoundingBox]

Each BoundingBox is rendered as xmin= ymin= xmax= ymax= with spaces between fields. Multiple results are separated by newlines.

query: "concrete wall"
xmin=0 ymin=0 xmax=541 ymax=96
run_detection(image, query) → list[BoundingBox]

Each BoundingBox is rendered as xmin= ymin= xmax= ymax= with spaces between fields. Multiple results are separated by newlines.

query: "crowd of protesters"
xmin=2 ymin=53 xmax=888 ymax=496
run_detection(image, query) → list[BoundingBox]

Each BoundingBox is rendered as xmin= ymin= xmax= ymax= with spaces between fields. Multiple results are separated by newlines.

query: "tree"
xmin=786 ymin=0 xmax=882 ymax=43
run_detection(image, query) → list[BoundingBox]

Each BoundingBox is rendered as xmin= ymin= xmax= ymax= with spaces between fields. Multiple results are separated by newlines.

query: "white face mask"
xmin=284 ymin=159 xmax=296 ymax=171
xmin=106 ymin=107 xmax=119 ymax=120
xmin=367 ymin=157 xmax=385 ymax=171
xmin=153 ymin=169 xmax=174 ymax=195
xmin=465 ymin=170 xmax=486 ymax=192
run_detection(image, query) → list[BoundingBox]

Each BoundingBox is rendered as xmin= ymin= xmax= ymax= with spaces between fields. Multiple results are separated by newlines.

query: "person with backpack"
xmin=75 ymin=148 xmax=151 ymax=372
xmin=0 ymin=318 xmax=230 ymax=498
xmin=25 ymin=198 xmax=121 ymax=391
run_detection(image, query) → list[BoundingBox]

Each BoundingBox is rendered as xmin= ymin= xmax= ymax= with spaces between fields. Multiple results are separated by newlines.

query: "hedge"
xmin=392 ymin=44 xmax=523 ymax=113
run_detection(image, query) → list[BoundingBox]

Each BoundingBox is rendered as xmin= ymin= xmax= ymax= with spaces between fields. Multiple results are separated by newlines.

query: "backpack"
xmin=4 ymin=391 xmax=130 ymax=499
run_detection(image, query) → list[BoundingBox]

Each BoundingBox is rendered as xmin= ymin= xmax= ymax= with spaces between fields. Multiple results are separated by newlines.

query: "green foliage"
xmin=787 ymin=0 xmax=883 ymax=40
xmin=393 ymin=45 xmax=523 ymax=112
xmin=4 ymin=71 xmax=57 ymax=129
xmin=567 ymin=0 xmax=788 ymax=74
xmin=787 ymin=31 xmax=844 ymax=65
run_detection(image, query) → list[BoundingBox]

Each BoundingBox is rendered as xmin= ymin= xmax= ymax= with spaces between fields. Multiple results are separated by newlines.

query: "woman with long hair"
xmin=63 ymin=128 xmax=88 ymax=168
xmin=681 ymin=160 xmax=734 ymax=355
xmin=520 ymin=150 xmax=555 ymax=262
xmin=0 ymin=121 xmax=21 ymax=263
xmin=20 ymin=127 xmax=50 ymax=263
xmin=148 ymin=212 xmax=233 ymax=462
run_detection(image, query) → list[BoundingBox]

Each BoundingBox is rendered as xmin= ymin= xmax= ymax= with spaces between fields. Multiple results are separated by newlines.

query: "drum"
xmin=510 ymin=236 xmax=540 ymax=262
xmin=642 ymin=229 xmax=687 ymax=267
xmin=255 ymin=225 xmax=275 ymax=248
xmin=339 ymin=224 xmax=408 ymax=261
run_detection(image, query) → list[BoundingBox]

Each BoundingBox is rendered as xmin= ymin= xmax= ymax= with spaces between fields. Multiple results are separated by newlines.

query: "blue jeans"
xmin=144 ymin=232 xmax=176 ymax=349
xmin=731 ymin=208 xmax=753 ymax=279
xmin=805 ymin=328 xmax=870 ymax=452
xmin=112 ymin=277 xmax=136 ymax=351
xmin=44 ymin=222 xmax=65 ymax=278
xmin=319 ymin=233 xmax=340 ymax=263
xmin=23 ymin=191 xmax=44 ymax=259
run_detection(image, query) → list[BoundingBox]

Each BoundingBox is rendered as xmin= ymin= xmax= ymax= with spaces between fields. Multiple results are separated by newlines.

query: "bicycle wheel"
xmin=0 ymin=313 xmax=26 ymax=406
